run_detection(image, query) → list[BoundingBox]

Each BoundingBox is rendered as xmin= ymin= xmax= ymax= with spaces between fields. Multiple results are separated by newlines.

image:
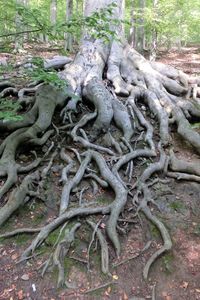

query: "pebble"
xmin=21 ymin=274 xmax=29 ymax=281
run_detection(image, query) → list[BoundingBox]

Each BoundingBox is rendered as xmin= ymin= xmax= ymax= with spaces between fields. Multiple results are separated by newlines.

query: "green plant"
xmin=150 ymin=224 xmax=160 ymax=239
xmin=162 ymin=253 xmax=174 ymax=274
xmin=29 ymin=68 xmax=67 ymax=88
xmin=191 ymin=122 xmax=200 ymax=129
xmin=169 ymin=201 xmax=185 ymax=212
xmin=193 ymin=224 xmax=200 ymax=236
xmin=0 ymin=99 xmax=22 ymax=121
xmin=26 ymin=57 xmax=67 ymax=89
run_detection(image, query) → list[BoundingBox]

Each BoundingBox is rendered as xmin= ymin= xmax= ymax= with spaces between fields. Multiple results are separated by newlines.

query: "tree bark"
xmin=150 ymin=0 xmax=158 ymax=61
xmin=64 ymin=0 xmax=73 ymax=51
xmin=136 ymin=0 xmax=146 ymax=53
xmin=129 ymin=0 xmax=136 ymax=48
xmin=50 ymin=0 xmax=57 ymax=27
xmin=15 ymin=0 xmax=24 ymax=51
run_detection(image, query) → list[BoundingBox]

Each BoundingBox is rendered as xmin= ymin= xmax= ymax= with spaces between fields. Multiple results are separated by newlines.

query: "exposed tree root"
xmin=142 ymin=204 xmax=172 ymax=280
xmin=0 ymin=228 xmax=42 ymax=238
xmin=1 ymin=6 xmax=200 ymax=288
xmin=167 ymin=172 xmax=200 ymax=183
xmin=0 ymin=171 xmax=39 ymax=226
xmin=113 ymin=240 xmax=151 ymax=267
xmin=84 ymin=281 xmax=117 ymax=295
xmin=87 ymin=220 xmax=110 ymax=275
xmin=20 ymin=205 xmax=111 ymax=260
xmin=43 ymin=222 xmax=81 ymax=288
xmin=59 ymin=151 xmax=91 ymax=214
xmin=169 ymin=149 xmax=200 ymax=176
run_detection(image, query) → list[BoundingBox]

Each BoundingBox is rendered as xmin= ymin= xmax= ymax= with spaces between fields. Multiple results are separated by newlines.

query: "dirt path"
xmin=0 ymin=45 xmax=200 ymax=300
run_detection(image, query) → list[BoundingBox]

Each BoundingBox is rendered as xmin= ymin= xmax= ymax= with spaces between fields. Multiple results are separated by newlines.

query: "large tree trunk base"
xmin=0 ymin=41 xmax=200 ymax=290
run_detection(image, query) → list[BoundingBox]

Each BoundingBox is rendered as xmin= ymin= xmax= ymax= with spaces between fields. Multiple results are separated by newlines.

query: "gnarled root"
xmin=142 ymin=204 xmax=172 ymax=280
xmin=0 ymin=85 xmax=72 ymax=201
xmin=169 ymin=149 xmax=200 ymax=176
xmin=1 ymin=30 xmax=200 ymax=290
xmin=87 ymin=220 xmax=109 ymax=275
xmin=43 ymin=222 xmax=81 ymax=288
xmin=0 ymin=171 xmax=40 ymax=227
xmin=20 ymin=205 xmax=111 ymax=261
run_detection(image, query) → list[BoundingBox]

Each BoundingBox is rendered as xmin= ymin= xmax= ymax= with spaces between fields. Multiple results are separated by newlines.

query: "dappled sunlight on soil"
xmin=158 ymin=46 xmax=200 ymax=75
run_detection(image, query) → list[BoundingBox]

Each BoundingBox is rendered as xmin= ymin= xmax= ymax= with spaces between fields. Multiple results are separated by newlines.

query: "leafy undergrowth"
xmin=0 ymin=45 xmax=200 ymax=300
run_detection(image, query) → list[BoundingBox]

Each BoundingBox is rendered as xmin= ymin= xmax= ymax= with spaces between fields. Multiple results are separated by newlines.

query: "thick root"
xmin=0 ymin=171 xmax=39 ymax=227
xmin=87 ymin=220 xmax=109 ymax=274
xmin=142 ymin=205 xmax=172 ymax=280
xmin=1 ymin=32 xmax=200 ymax=290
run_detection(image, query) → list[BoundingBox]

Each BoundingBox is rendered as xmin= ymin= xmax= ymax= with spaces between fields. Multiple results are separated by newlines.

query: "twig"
xmin=0 ymin=227 xmax=42 ymax=238
xmin=70 ymin=256 xmax=88 ymax=264
xmin=87 ymin=218 xmax=102 ymax=272
xmin=113 ymin=240 xmax=151 ymax=267
xmin=87 ymin=220 xmax=110 ymax=274
xmin=84 ymin=281 xmax=117 ymax=294
xmin=152 ymin=283 xmax=156 ymax=300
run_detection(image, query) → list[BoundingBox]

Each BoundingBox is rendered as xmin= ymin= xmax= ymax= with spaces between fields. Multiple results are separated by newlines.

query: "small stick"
xmin=152 ymin=283 xmax=156 ymax=300
xmin=84 ymin=281 xmax=117 ymax=294
xmin=113 ymin=241 xmax=151 ymax=267
xmin=87 ymin=218 xmax=102 ymax=272
xmin=0 ymin=228 xmax=42 ymax=238
xmin=70 ymin=256 xmax=88 ymax=264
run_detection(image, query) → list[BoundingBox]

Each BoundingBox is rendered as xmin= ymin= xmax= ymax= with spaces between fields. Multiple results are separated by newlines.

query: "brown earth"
xmin=0 ymin=44 xmax=200 ymax=300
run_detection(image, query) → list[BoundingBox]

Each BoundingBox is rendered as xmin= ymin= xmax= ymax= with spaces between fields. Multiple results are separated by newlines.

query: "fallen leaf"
xmin=112 ymin=274 xmax=118 ymax=280
xmin=162 ymin=292 xmax=168 ymax=297
xmin=17 ymin=290 xmax=23 ymax=300
xmin=105 ymin=290 xmax=110 ymax=296
xmin=100 ymin=223 xmax=106 ymax=229
xmin=21 ymin=274 xmax=29 ymax=281
xmin=11 ymin=254 xmax=18 ymax=260
xmin=123 ymin=291 xmax=128 ymax=300
xmin=181 ymin=281 xmax=189 ymax=289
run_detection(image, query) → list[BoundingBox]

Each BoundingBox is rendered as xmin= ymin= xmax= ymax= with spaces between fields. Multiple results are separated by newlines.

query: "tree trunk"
xmin=64 ymin=0 xmax=73 ymax=52
xmin=1 ymin=0 xmax=200 ymax=288
xmin=149 ymin=0 xmax=158 ymax=61
xmin=50 ymin=0 xmax=57 ymax=37
xmin=15 ymin=0 xmax=24 ymax=51
xmin=136 ymin=0 xmax=146 ymax=53
xmin=129 ymin=0 xmax=136 ymax=48
xmin=50 ymin=0 xmax=57 ymax=27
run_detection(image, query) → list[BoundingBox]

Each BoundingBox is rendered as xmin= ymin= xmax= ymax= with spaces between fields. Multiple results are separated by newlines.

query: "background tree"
xmin=64 ymin=0 xmax=73 ymax=51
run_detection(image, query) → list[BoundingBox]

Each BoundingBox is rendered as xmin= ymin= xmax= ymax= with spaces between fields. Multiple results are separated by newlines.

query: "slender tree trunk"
xmin=149 ymin=0 xmax=158 ymax=61
xmin=15 ymin=0 xmax=24 ymax=51
xmin=136 ymin=0 xmax=145 ymax=53
xmin=23 ymin=0 xmax=29 ymax=41
xmin=129 ymin=0 xmax=136 ymax=47
xmin=50 ymin=0 xmax=57 ymax=35
xmin=64 ymin=0 xmax=73 ymax=52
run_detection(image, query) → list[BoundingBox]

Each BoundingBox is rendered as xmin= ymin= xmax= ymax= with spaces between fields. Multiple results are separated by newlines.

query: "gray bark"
xmin=15 ymin=0 xmax=24 ymax=51
xmin=64 ymin=0 xmax=73 ymax=51
xmin=150 ymin=0 xmax=158 ymax=61
xmin=136 ymin=0 xmax=146 ymax=52
xmin=50 ymin=0 xmax=57 ymax=27
xmin=129 ymin=0 xmax=136 ymax=47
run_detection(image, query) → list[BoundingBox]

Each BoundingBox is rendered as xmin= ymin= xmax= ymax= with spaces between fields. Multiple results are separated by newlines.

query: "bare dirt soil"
xmin=0 ymin=44 xmax=200 ymax=300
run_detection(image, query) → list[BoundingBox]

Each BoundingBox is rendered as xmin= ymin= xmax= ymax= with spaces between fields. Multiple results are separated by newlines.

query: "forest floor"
xmin=0 ymin=44 xmax=200 ymax=300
